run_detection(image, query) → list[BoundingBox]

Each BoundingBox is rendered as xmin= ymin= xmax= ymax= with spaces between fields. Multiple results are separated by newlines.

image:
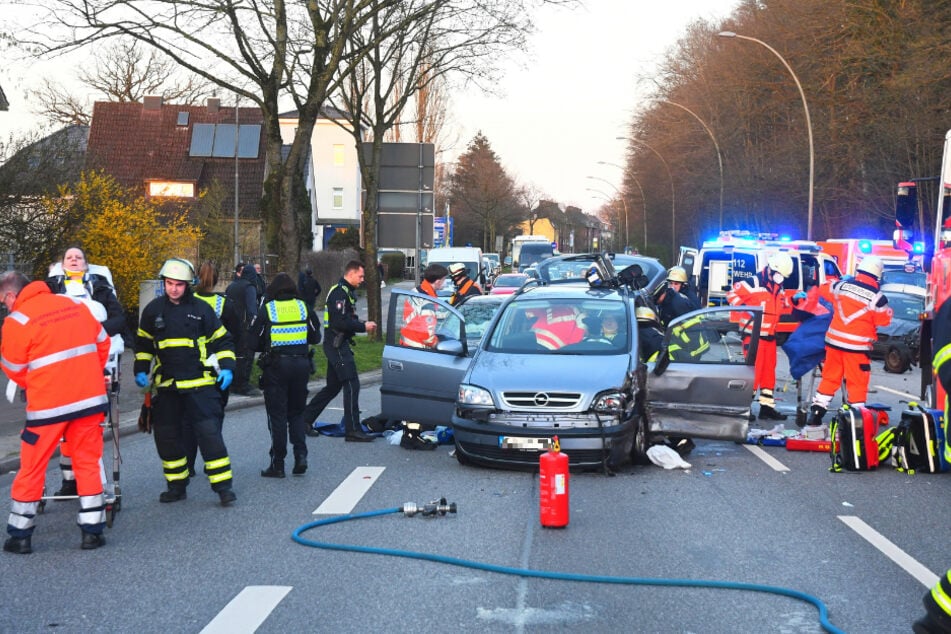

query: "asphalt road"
xmin=0 ymin=377 xmax=947 ymax=633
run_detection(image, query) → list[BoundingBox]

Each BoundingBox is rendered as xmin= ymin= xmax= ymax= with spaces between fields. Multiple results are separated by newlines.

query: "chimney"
xmin=143 ymin=95 xmax=163 ymax=111
xmin=206 ymin=98 xmax=220 ymax=114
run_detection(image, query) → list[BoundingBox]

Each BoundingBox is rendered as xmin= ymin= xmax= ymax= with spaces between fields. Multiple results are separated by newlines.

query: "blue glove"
xmin=793 ymin=291 xmax=807 ymax=302
xmin=134 ymin=372 xmax=149 ymax=388
xmin=217 ymin=369 xmax=233 ymax=391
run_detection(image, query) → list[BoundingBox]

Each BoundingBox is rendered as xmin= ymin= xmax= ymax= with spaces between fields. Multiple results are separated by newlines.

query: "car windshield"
xmin=486 ymin=298 xmax=628 ymax=355
xmin=887 ymin=293 xmax=924 ymax=321
xmin=882 ymin=270 xmax=926 ymax=287
xmin=494 ymin=274 xmax=526 ymax=288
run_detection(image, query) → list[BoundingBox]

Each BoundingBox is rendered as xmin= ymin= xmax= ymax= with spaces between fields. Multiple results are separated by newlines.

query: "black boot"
xmin=81 ymin=532 xmax=105 ymax=550
xmin=218 ymin=488 xmax=237 ymax=507
xmin=54 ymin=479 xmax=77 ymax=499
xmin=807 ymin=405 xmax=827 ymax=427
xmin=261 ymin=463 xmax=285 ymax=478
xmin=292 ymin=457 xmax=307 ymax=475
xmin=159 ymin=485 xmax=187 ymax=503
xmin=345 ymin=429 xmax=375 ymax=442
xmin=758 ymin=405 xmax=787 ymax=421
xmin=3 ymin=536 xmax=32 ymax=555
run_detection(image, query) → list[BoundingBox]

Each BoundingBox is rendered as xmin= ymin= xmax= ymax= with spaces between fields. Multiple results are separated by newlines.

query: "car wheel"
xmin=884 ymin=345 xmax=912 ymax=374
xmin=630 ymin=409 xmax=651 ymax=465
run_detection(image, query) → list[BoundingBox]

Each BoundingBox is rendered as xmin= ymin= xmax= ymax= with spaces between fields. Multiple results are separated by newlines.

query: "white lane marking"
xmin=313 ymin=466 xmax=385 ymax=515
xmin=743 ymin=444 xmax=790 ymax=472
xmin=838 ymin=515 xmax=939 ymax=588
xmin=200 ymin=586 xmax=291 ymax=634
xmin=874 ymin=385 xmax=919 ymax=401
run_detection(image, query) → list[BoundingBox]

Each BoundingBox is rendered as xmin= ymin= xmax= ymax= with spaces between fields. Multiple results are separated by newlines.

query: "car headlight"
xmin=593 ymin=390 xmax=625 ymax=414
xmin=458 ymin=384 xmax=495 ymax=407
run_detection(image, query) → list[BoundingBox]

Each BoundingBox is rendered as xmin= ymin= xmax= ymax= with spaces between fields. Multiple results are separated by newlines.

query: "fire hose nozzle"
xmin=402 ymin=497 xmax=457 ymax=517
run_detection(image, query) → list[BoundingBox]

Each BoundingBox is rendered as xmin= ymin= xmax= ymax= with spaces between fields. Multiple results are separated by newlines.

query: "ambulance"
xmin=680 ymin=231 xmax=843 ymax=340
xmin=816 ymin=238 xmax=922 ymax=277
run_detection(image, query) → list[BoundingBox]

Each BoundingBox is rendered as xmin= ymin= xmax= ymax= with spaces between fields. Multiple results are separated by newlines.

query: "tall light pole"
xmin=617 ymin=136 xmax=676 ymax=261
xmin=656 ymin=100 xmax=724 ymax=232
xmin=585 ymin=175 xmax=628 ymax=251
xmin=597 ymin=160 xmax=648 ymax=252
xmin=718 ymin=31 xmax=815 ymax=240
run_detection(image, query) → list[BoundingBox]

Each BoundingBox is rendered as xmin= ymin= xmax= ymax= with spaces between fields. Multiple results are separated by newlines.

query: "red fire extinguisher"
xmin=539 ymin=436 xmax=569 ymax=528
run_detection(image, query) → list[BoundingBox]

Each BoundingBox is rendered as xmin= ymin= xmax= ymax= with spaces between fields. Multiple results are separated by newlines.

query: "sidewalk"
xmin=0 ymin=351 xmax=382 ymax=475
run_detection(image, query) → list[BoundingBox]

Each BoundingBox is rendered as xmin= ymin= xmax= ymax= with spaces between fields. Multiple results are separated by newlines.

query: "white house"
xmin=278 ymin=107 xmax=362 ymax=251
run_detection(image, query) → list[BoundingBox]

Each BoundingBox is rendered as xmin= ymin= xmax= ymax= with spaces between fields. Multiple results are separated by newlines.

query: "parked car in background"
xmin=503 ymin=255 xmax=513 ymax=268
xmin=484 ymin=253 xmax=502 ymax=277
xmin=874 ymin=283 xmax=925 ymax=373
xmin=881 ymin=268 xmax=926 ymax=290
xmin=380 ymin=255 xmax=763 ymax=471
xmin=489 ymin=273 xmax=529 ymax=296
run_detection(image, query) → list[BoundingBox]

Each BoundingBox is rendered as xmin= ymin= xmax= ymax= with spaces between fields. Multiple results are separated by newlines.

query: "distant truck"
xmin=424 ymin=246 xmax=485 ymax=294
xmin=816 ymin=238 xmax=921 ymax=276
xmin=511 ymin=235 xmax=550 ymax=269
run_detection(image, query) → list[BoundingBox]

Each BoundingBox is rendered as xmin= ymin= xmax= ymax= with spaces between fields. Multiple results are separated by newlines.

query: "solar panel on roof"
xmin=212 ymin=123 xmax=237 ymax=157
xmin=189 ymin=123 xmax=214 ymax=156
xmin=237 ymin=124 xmax=260 ymax=158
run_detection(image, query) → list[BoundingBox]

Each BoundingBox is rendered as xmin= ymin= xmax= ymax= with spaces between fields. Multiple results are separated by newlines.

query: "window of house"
xmin=333 ymin=144 xmax=345 ymax=166
xmin=332 ymin=187 xmax=344 ymax=209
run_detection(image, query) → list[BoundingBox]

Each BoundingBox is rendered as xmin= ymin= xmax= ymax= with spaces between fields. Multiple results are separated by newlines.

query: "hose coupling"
xmin=401 ymin=497 xmax=457 ymax=518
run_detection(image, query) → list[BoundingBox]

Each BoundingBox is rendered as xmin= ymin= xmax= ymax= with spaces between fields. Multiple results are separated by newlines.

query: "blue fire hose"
xmin=292 ymin=502 xmax=844 ymax=634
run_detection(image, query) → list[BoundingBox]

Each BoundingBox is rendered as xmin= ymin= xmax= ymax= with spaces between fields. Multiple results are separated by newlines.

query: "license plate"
xmin=499 ymin=436 xmax=551 ymax=451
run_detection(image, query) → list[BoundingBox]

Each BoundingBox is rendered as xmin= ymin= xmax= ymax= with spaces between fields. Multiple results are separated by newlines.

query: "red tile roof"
xmin=85 ymin=100 xmax=267 ymax=219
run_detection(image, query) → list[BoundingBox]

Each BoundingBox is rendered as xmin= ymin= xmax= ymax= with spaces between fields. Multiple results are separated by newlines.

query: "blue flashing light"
xmin=913 ymin=242 xmax=925 ymax=254
xmin=858 ymin=239 xmax=872 ymax=253
xmin=779 ymin=235 xmax=791 ymax=242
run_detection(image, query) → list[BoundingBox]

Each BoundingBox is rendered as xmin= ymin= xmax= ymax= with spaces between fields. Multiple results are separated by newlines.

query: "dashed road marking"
xmin=200 ymin=585 xmax=292 ymax=634
xmin=838 ymin=515 xmax=939 ymax=588
xmin=743 ymin=444 xmax=790 ymax=472
xmin=874 ymin=385 xmax=919 ymax=401
xmin=313 ymin=466 xmax=385 ymax=515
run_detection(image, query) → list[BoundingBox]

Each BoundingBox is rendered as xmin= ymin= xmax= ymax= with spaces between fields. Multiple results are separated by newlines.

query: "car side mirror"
xmin=652 ymin=348 xmax=671 ymax=376
xmin=435 ymin=338 xmax=465 ymax=356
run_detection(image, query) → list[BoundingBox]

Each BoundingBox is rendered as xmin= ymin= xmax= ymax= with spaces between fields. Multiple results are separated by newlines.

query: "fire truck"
xmin=904 ymin=129 xmax=951 ymax=406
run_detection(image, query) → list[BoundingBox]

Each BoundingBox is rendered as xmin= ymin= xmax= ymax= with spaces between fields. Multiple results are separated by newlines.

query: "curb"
xmin=0 ymin=370 xmax=384 ymax=476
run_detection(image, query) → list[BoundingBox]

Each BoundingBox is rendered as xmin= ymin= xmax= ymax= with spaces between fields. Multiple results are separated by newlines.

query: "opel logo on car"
xmin=533 ymin=392 xmax=550 ymax=406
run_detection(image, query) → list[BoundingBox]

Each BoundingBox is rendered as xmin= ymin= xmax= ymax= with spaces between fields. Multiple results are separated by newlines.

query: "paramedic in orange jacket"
xmin=727 ymin=252 xmax=795 ymax=421
xmin=1 ymin=272 xmax=111 ymax=554
xmin=805 ymin=256 xmax=892 ymax=426
xmin=400 ymin=264 xmax=448 ymax=349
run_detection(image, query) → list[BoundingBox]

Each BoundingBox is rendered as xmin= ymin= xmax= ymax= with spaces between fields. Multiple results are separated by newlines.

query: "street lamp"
xmin=656 ymin=100 xmax=724 ymax=232
xmin=616 ymin=136 xmax=677 ymax=261
xmin=718 ymin=31 xmax=815 ymax=240
xmin=597 ymin=160 xmax=648 ymax=252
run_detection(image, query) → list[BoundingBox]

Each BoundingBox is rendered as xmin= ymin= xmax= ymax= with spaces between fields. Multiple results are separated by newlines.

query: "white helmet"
xmin=856 ymin=256 xmax=884 ymax=280
xmin=766 ymin=252 xmax=793 ymax=278
xmin=666 ymin=266 xmax=688 ymax=283
xmin=158 ymin=258 xmax=196 ymax=283
xmin=635 ymin=306 xmax=658 ymax=323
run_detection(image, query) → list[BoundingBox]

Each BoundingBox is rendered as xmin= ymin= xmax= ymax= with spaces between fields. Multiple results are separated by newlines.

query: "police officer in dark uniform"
xmin=300 ymin=260 xmax=378 ymax=442
xmin=248 ymin=273 xmax=320 ymax=477
xmin=134 ymin=258 xmax=238 ymax=506
xmin=225 ymin=262 xmax=262 ymax=396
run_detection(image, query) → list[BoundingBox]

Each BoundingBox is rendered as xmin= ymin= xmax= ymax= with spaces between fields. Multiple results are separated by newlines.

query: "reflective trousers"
xmin=814 ymin=346 xmax=872 ymax=408
xmin=152 ymin=387 xmax=233 ymax=492
xmin=8 ymin=414 xmax=105 ymax=537
xmin=744 ymin=336 xmax=778 ymax=403
xmin=262 ymin=355 xmax=310 ymax=465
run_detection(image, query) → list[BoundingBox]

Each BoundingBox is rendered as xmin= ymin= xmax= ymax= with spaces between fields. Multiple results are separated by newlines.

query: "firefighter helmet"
xmin=856 ymin=256 xmax=884 ymax=279
xmin=635 ymin=306 xmax=658 ymax=323
xmin=666 ymin=266 xmax=688 ymax=283
xmin=159 ymin=258 xmax=196 ymax=283
xmin=448 ymin=262 xmax=467 ymax=280
xmin=766 ymin=252 xmax=794 ymax=277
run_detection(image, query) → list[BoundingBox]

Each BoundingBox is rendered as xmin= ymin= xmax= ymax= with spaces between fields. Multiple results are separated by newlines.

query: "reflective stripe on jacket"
xmin=266 ymin=299 xmax=309 ymax=347
xmin=726 ymin=272 xmax=791 ymax=337
xmin=0 ymin=282 xmax=110 ymax=426
xmin=819 ymin=273 xmax=891 ymax=352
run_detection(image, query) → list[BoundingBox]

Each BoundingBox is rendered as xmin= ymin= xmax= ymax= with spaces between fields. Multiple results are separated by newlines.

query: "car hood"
xmin=466 ymin=350 xmax=633 ymax=395
xmin=878 ymin=319 xmax=919 ymax=338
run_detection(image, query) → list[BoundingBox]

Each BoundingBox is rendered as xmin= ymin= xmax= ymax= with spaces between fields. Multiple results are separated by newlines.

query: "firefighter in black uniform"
xmin=248 ymin=273 xmax=321 ymax=477
xmin=300 ymin=260 xmax=378 ymax=442
xmin=913 ymin=299 xmax=951 ymax=634
xmin=134 ymin=258 xmax=238 ymax=506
